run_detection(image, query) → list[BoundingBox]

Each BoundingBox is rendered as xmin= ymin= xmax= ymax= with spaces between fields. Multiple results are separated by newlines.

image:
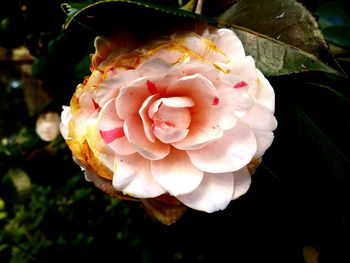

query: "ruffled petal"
xmin=176 ymin=172 xmax=234 ymax=212
xmin=232 ymin=166 xmax=251 ymax=200
xmin=124 ymin=115 xmax=170 ymax=160
xmin=113 ymin=154 xmax=166 ymax=198
xmin=187 ymin=121 xmax=257 ymax=173
xmin=242 ymin=104 xmax=277 ymax=132
xmin=116 ymin=77 xmax=151 ymax=119
xmin=151 ymin=147 xmax=203 ymax=196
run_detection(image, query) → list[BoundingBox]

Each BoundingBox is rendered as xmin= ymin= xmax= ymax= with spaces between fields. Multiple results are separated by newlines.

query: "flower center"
xmin=152 ymin=103 xmax=191 ymax=130
xmin=148 ymin=97 xmax=194 ymax=144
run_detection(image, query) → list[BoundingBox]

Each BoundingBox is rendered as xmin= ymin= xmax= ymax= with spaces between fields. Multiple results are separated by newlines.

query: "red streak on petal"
xmin=151 ymin=123 xmax=156 ymax=132
xmin=147 ymin=80 xmax=158 ymax=94
xmin=92 ymin=99 xmax=100 ymax=110
xmin=100 ymin=127 xmax=125 ymax=143
xmin=234 ymin=81 xmax=248 ymax=89
xmin=212 ymin=97 xmax=220 ymax=106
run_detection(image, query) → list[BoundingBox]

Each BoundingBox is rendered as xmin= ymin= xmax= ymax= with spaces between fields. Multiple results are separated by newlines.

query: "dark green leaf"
xmin=217 ymin=0 xmax=344 ymax=77
xmin=63 ymin=0 xmax=216 ymax=34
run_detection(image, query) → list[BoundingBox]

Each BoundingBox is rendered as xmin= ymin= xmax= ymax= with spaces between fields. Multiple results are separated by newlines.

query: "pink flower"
xmin=60 ymin=23 xmax=277 ymax=222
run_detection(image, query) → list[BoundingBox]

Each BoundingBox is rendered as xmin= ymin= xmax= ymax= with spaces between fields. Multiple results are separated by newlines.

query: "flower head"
xmin=60 ymin=23 xmax=277 ymax=222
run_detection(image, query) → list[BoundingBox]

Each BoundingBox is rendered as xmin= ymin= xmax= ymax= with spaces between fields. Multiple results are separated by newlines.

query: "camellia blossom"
xmin=60 ymin=23 xmax=277 ymax=224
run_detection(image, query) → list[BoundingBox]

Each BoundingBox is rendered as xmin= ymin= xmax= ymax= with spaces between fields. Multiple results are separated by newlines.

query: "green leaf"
xmin=63 ymin=0 xmax=216 ymax=33
xmin=230 ymin=26 xmax=342 ymax=77
xmin=61 ymin=1 xmax=95 ymax=27
xmin=1 ymin=168 xmax=32 ymax=201
xmin=217 ymin=0 xmax=344 ymax=77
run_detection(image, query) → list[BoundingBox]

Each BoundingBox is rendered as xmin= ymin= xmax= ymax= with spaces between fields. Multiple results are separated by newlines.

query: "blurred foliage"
xmin=0 ymin=0 xmax=350 ymax=262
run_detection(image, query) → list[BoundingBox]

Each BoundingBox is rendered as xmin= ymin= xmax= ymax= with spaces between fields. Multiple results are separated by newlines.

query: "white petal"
xmin=146 ymin=46 xmax=185 ymax=65
xmin=136 ymin=58 xmax=173 ymax=76
xmin=113 ymin=154 xmax=166 ymax=198
xmin=232 ymin=166 xmax=251 ymax=200
xmin=178 ymin=33 xmax=230 ymax=64
xmin=60 ymin=106 xmax=72 ymax=139
xmin=94 ymin=70 xmax=140 ymax=106
xmin=211 ymin=28 xmax=246 ymax=61
xmin=176 ymin=60 xmax=219 ymax=81
xmin=256 ymin=69 xmax=275 ymax=112
xmin=151 ymin=148 xmax=203 ymax=196
xmin=176 ymin=172 xmax=234 ymax=212
xmin=215 ymin=79 xmax=254 ymax=129
xmin=253 ymin=130 xmax=275 ymax=158
xmin=124 ymin=115 xmax=170 ymax=160
xmin=187 ymin=121 xmax=257 ymax=173
xmin=242 ymin=104 xmax=277 ymax=157
xmin=243 ymin=104 xmax=277 ymax=132
xmin=231 ymin=56 xmax=259 ymax=97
